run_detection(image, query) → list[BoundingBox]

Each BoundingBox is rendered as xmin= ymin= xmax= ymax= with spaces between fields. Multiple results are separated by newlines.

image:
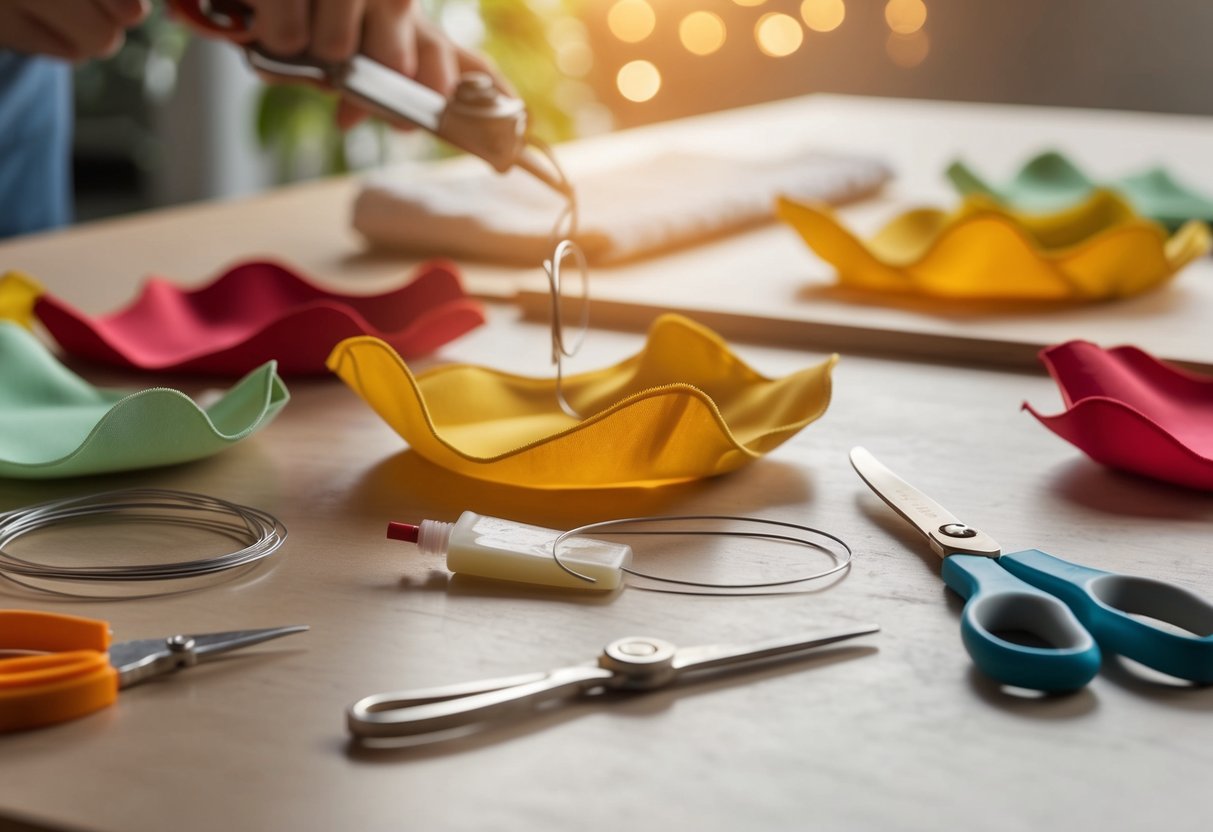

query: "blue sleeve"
xmin=0 ymin=51 xmax=73 ymax=239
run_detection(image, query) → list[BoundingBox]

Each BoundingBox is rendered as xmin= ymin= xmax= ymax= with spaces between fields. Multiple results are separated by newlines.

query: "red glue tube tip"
xmin=387 ymin=521 xmax=421 ymax=543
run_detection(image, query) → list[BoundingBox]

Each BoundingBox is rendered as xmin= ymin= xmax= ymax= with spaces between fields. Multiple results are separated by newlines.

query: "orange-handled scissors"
xmin=0 ymin=610 xmax=306 ymax=733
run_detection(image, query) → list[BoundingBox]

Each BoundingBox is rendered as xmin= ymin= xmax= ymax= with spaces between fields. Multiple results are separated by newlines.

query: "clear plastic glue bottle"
xmin=387 ymin=512 xmax=632 ymax=590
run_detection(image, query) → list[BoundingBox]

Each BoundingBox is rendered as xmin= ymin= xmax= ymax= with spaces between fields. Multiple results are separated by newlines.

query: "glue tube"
xmin=387 ymin=512 xmax=632 ymax=590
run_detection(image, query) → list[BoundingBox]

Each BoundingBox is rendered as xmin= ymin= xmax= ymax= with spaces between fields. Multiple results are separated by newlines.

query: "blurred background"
xmin=75 ymin=0 xmax=1213 ymax=221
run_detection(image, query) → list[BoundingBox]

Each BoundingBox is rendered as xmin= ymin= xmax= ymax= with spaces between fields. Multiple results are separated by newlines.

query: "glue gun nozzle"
xmin=387 ymin=522 xmax=421 ymax=543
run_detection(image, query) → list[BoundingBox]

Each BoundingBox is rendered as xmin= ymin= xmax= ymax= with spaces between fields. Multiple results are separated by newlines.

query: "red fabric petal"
xmin=1027 ymin=340 xmax=1213 ymax=489
xmin=32 ymin=259 xmax=484 ymax=376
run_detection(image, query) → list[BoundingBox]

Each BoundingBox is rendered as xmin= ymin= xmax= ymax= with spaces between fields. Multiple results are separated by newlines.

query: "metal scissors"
xmin=850 ymin=446 xmax=1213 ymax=692
xmin=348 ymin=625 xmax=879 ymax=738
xmin=169 ymin=0 xmax=569 ymax=194
xmin=0 ymin=610 xmax=307 ymax=732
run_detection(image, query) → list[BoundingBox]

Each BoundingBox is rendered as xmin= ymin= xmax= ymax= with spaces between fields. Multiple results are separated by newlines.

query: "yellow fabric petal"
xmin=0 ymin=271 xmax=44 ymax=329
xmin=327 ymin=314 xmax=837 ymax=489
xmin=961 ymin=189 xmax=1136 ymax=249
xmin=776 ymin=192 xmax=1212 ymax=302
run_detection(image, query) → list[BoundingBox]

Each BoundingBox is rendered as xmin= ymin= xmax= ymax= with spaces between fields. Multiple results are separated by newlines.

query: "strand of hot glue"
xmin=528 ymin=137 xmax=590 ymax=418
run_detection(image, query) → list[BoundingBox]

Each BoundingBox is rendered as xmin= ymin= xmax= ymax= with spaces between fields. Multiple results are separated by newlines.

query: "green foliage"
xmin=478 ymin=0 xmax=576 ymax=143
xmin=255 ymin=85 xmax=348 ymax=178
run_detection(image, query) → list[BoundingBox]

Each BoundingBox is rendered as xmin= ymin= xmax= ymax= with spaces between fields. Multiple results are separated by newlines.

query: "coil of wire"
xmin=0 ymin=489 xmax=287 ymax=584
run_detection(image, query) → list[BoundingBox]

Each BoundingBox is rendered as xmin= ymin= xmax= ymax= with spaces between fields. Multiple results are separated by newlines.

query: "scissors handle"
xmin=0 ymin=611 xmax=119 ymax=733
xmin=1000 ymin=549 xmax=1213 ymax=684
xmin=942 ymin=555 xmax=1102 ymax=691
xmin=347 ymin=664 xmax=615 ymax=739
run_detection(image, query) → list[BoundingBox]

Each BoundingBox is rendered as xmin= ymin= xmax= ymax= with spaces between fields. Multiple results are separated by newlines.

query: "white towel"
xmin=352 ymin=150 xmax=891 ymax=265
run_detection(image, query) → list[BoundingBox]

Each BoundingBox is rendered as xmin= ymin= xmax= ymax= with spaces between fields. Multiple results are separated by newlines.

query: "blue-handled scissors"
xmin=850 ymin=447 xmax=1213 ymax=691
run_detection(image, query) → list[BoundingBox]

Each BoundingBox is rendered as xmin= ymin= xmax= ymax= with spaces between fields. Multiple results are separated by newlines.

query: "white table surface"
xmin=0 ymin=95 xmax=1211 ymax=832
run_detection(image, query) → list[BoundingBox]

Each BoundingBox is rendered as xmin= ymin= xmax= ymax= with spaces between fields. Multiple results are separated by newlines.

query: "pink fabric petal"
xmin=32 ymin=259 xmax=484 ymax=376
xmin=1026 ymin=340 xmax=1213 ymax=489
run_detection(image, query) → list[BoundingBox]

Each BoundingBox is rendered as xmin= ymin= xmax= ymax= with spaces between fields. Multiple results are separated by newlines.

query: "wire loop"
xmin=529 ymin=137 xmax=589 ymax=419
xmin=0 ymin=489 xmax=287 ymax=590
xmin=551 ymin=515 xmax=852 ymax=595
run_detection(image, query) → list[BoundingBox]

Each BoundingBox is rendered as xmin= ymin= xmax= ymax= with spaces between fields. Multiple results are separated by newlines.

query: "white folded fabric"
xmin=353 ymin=150 xmax=891 ymax=265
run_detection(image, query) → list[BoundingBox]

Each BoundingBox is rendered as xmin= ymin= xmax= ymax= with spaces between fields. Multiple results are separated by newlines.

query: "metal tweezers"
xmin=348 ymin=625 xmax=879 ymax=738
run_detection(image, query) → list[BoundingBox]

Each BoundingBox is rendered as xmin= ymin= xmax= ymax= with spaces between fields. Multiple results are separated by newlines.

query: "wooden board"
xmin=516 ymin=210 xmax=1213 ymax=371
xmin=506 ymin=96 xmax=1213 ymax=370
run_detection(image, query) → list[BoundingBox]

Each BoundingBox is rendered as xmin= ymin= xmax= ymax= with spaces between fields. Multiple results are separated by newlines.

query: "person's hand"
xmin=242 ymin=0 xmax=503 ymax=129
xmin=0 ymin=0 xmax=150 ymax=61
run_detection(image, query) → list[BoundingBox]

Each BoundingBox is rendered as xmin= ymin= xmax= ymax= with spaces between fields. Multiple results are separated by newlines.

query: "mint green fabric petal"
xmin=1115 ymin=168 xmax=1213 ymax=232
xmin=946 ymin=150 xmax=1213 ymax=231
xmin=0 ymin=322 xmax=289 ymax=479
xmin=947 ymin=151 xmax=1095 ymax=212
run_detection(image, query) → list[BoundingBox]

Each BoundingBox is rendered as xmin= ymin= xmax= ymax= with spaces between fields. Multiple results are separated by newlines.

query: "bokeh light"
xmin=555 ymin=79 xmax=597 ymax=113
xmin=549 ymin=16 xmax=593 ymax=77
xmin=800 ymin=0 xmax=845 ymax=33
xmin=886 ymin=31 xmax=930 ymax=67
xmin=548 ymin=16 xmax=589 ymax=46
xmin=680 ymin=11 xmax=727 ymax=56
xmin=556 ymin=42 xmax=593 ymax=77
xmin=885 ymin=0 xmax=927 ymax=35
xmin=607 ymin=0 xmax=657 ymax=44
xmin=754 ymin=13 xmax=804 ymax=57
xmin=616 ymin=60 xmax=662 ymax=102
xmin=732 ymin=0 xmax=767 ymax=7
xmin=574 ymin=102 xmax=615 ymax=136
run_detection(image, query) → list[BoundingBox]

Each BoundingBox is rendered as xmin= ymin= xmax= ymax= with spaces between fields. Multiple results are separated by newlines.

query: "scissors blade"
xmin=190 ymin=625 xmax=310 ymax=659
xmin=189 ymin=0 xmax=444 ymax=133
xmin=849 ymin=446 xmax=1001 ymax=559
xmin=240 ymin=49 xmax=447 ymax=134
xmin=336 ymin=54 xmax=446 ymax=132
xmin=110 ymin=625 xmax=308 ymax=689
xmin=670 ymin=624 xmax=880 ymax=674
